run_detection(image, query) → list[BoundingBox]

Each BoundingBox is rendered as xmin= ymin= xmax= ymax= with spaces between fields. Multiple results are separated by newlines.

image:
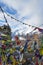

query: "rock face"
xmin=0 ymin=25 xmax=11 ymax=40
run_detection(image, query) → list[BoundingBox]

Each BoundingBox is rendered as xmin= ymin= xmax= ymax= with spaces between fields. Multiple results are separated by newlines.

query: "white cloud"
xmin=25 ymin=14 xmax=41 ymax=26
xmin=1 ymin=0 xmax=39 ymax=17
xmin=0 ymin=11 xmax=5 ymax=20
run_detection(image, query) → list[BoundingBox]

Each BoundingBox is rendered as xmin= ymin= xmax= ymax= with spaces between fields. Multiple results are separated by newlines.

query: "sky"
xmin=0 ymin=0 xmax=43 ymax=35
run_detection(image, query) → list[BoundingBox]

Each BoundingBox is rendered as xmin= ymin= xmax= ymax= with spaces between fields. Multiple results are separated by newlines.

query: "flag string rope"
xmin=0 ymin=6 xmax=43 ymax=33
xmin=0 ymin=6 xmax=43 ymax=28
